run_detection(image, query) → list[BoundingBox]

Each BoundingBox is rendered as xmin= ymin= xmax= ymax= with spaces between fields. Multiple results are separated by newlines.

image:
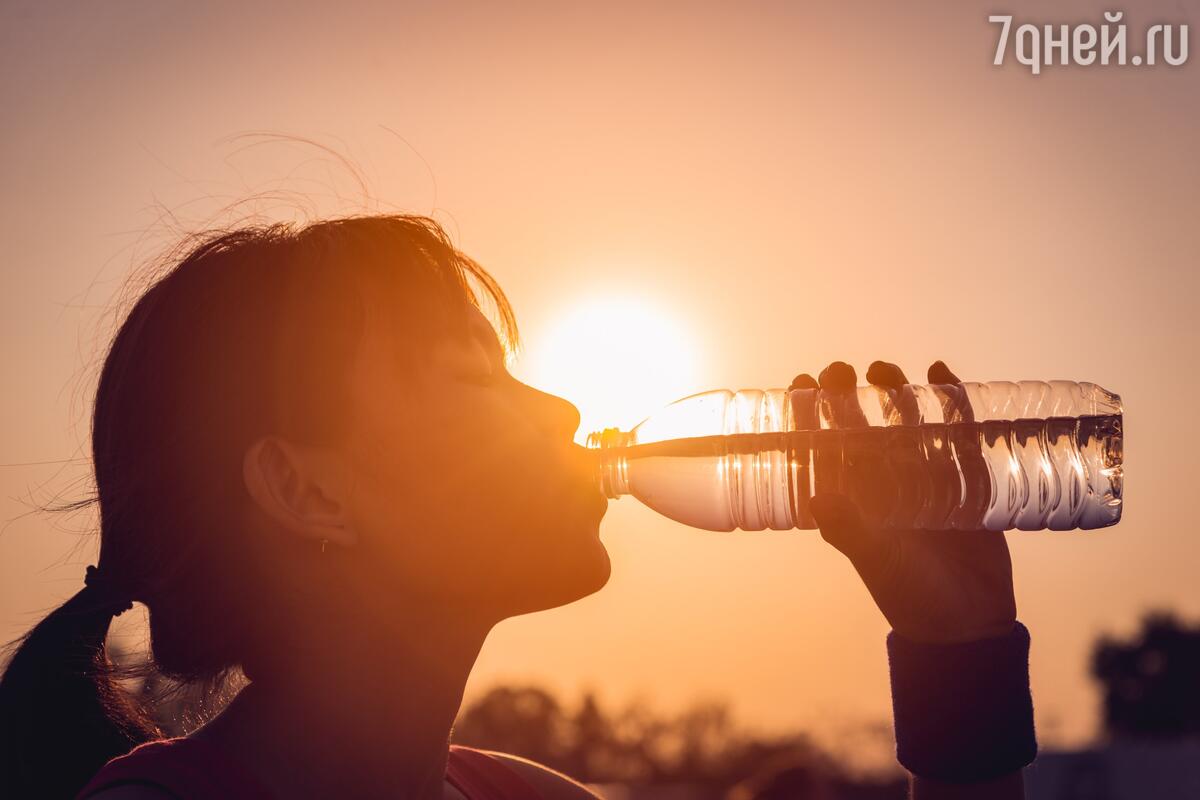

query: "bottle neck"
xmin=586 ymin=428 xmax=632 ymax=498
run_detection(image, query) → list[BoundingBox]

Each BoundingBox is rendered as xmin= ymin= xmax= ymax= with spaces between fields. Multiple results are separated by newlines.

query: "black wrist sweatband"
xmin=887 ymin=621 xmax=1037 ymax=784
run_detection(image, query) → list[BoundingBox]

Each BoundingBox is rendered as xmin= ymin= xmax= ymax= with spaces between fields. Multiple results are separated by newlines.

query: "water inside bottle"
xmin=596 ymin=414 xmax=1122 ymax=532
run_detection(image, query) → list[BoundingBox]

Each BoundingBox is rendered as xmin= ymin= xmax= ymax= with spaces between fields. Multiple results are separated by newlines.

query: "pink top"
xmin=76 ymin=737 xmax=543 ymax=799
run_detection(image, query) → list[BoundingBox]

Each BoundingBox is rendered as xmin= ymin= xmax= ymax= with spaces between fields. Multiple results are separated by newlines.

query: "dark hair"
xmin=0 ymin=214 xmax=517 ymax=799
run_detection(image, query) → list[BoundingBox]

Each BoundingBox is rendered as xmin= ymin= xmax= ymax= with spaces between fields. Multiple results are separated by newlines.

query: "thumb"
xmin=811 ymin=493 xmax=895 ymax=578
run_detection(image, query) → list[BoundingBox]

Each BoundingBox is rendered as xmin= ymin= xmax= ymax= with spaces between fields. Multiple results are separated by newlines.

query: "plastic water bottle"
xmin=586 ymin=381 xmax=1123 ymax=532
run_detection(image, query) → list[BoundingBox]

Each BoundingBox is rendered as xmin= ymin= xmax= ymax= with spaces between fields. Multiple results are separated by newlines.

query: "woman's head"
xmin=0 ymin=214 xmax=610 ymax=796
xmin=99 ymin=215 xmax=608 ymax=671
xmin=321 ymin=302 xmax=610 ymax=615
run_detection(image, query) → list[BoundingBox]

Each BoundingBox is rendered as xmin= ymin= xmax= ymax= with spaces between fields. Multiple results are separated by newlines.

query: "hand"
xmin=793 ymin=360 xmax=1017 ymax=644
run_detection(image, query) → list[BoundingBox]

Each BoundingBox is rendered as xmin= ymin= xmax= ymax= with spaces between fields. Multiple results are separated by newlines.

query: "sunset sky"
xmin=2 ymin=0 xmax=1198 ymax=765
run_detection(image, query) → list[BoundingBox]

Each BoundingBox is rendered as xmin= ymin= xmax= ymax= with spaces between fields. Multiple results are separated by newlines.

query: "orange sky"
xmin=2 ymin=0 xmax=1198 ymax=764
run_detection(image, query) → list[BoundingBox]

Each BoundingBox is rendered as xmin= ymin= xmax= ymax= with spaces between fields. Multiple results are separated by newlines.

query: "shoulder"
xmin=75 ymin=739 xmax=186 ymax=800
xmin=478 ymin=751 xmax=601 ymax=800
xmin=76 ymin=736 xmax=267 ymax=800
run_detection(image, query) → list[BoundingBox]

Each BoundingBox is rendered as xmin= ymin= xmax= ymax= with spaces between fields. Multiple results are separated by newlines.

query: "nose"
xmin=523 ymin=383 xmax=581 ymax=441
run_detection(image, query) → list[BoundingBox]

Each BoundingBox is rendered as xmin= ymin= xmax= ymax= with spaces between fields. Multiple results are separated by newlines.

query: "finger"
xmin=927 ymin=360 xmax=961 ymax=384
xmin=867 ymin=360 xmax=919 ymax=426
xmin=817 ymin=361 xmax=868 ymax=428
xmin=866 ymin=360 xmax=908 ymax=390
xmin=788 ymin=373 xmax=819 ymax=391
xmin=787 ymin=372 xmax=821 ymax=433
xmin=811 ymin=493 xmax=899 ymax=581
xmin=818 ymin=361 xmax=857 ymax=392
xmin=926 ymin=360 xmax=974 ymax=423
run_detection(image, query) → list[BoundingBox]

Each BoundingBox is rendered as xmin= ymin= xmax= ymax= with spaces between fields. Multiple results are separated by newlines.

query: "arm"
xmin=912 ymin=772 xmax=1026 ymax=800
xmin=799 ymin=360 xmax=1032 ymax=800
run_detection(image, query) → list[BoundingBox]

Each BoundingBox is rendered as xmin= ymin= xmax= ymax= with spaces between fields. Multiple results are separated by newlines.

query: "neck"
xmin=198 ymin=603 xmax=493 ymax=800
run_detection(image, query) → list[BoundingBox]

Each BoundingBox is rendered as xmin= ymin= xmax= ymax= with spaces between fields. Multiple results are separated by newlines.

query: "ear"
xmin=242 ymin=436 xmax=357 ymax=548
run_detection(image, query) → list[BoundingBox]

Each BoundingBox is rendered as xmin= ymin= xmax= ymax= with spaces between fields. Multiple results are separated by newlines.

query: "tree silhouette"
xmin=451 ymin=684 xmax=904 ymax=797
xmin=1091 ymin=611 xmax=1200 ymax=739
xmin=452 ymin=685 xmax=570 ymax=767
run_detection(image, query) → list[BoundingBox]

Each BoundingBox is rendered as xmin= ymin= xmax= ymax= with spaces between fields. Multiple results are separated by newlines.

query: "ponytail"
xmin=0 ymin=569 xmax=160 ymax=799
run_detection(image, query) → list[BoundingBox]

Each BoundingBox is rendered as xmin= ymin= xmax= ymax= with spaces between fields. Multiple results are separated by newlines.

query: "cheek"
xmin=344 ymin=412 xmax=606 ymax=606
xmin=339 ymin=407 xmax=512 ymax=559
xmin=343 ymin=383 xmax=609 ymax=609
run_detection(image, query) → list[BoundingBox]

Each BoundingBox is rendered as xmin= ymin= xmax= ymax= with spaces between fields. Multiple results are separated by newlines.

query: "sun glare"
xmin=517 ymin=296 xmax=702 ymax=443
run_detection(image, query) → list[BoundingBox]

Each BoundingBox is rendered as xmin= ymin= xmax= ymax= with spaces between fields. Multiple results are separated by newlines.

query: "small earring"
xmin=320 ymin=539 xmax=328 ymax=554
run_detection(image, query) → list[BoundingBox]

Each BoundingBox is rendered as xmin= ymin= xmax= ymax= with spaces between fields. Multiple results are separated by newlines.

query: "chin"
xmin=576 ymin=538 xmax=612 ymax=595
xmin=509 ymin=535 xmax=612 ymax=617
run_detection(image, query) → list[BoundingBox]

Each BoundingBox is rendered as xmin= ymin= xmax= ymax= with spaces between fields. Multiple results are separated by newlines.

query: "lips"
xmin=543 ymin=443 xmax=608 ymax=522
xmin=567 ymin=477 xmax=608 ymax=521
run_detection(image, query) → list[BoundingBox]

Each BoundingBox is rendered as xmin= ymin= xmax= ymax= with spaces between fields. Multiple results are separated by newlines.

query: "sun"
xmin=516 ymin=296 xmax=702 ymax=443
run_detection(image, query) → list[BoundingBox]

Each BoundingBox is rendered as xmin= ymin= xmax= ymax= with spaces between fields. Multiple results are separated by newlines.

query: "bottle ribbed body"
xmin=586 ymin=381 xmax=1123 ymax=533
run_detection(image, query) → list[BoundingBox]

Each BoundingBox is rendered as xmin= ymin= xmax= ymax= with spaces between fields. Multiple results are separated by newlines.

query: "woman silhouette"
xmin=0 ymin=215 xmax=1035 ymax=799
